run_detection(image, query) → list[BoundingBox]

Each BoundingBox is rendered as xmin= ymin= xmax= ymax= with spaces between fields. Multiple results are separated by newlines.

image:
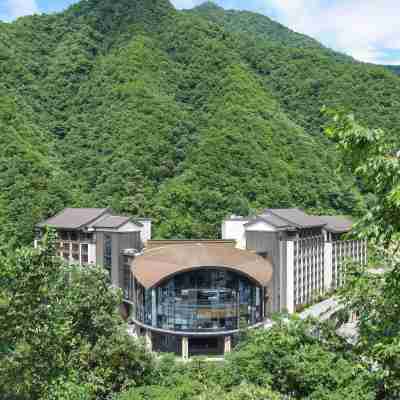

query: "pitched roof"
xmin=266 ymin=208 xmax=326 ymax=228
xmin=91 ymin=215 xmax=133 ymax=229
xmin=244 ymin=213 xmax=292 ymax=229
xmin=37 ymin=208 xmax=110 ymax=230
xmin=319 ymin=216 xmax=353 ymax=233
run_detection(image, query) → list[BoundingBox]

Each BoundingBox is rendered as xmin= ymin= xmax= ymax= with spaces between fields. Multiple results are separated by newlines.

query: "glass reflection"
xmin=135 ymin=269 xmax=263 ymax=332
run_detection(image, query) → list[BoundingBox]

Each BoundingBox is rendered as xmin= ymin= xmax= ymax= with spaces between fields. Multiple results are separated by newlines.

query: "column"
xmin=285 ymin=241 xmax=294 ymax=314
xmin=145 ymin=330 xmax=152 ymax=352
xmin=324 ymin=242 xmax=333 ymax=291
xmin=224 ymin=336 xmax=231 ymax=354
xmin=182 ymin=336 xmax=189 ymax=361
xmin=152 ymin=289 xmax=157 ymax=327
xmin=69 ymin=242 xmax=73 ymax=264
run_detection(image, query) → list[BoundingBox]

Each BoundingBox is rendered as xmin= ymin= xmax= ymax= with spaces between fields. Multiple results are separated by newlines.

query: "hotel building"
xmin=36 ymin=207 xmax=366 ymax=358
xmin=222 ymin=208 xmax=367 ymax=313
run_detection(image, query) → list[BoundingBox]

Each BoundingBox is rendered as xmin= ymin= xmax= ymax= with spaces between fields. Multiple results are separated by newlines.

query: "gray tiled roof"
xmin=92 ymin=215 xmax=137 ymax=229
xmin=266 ymin=208 xmax=326 ymax=228
xmin=37 ymin=208 xmax=110 ymax=229
xmin=245 ymin=213 xmax=292 ymax=229
xmin=319 ymin=216 xmax=353 ymax=233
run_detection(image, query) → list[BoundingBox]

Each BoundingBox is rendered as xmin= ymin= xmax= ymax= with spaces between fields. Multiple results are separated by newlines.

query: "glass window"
xmin=81 ymin=244 xmax=88 ymax=265
xmin=60 ymin=231 xmax=69 ymax=241
xmin=104 ymin=234 xmax=112 ymax=268
xmin=80 ymin=232 xmax=93 ymax=242
xmin=136 ymin=269 xmax=263 ymax=333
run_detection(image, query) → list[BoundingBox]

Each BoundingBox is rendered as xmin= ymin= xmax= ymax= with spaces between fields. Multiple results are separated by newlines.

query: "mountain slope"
xmin=189 ymin=2 xmax=331 ymax=52
xmin=1 ymin=0 xmax=398 ymax=243
xmin=189 ymin=3 xmax=400 ymax=139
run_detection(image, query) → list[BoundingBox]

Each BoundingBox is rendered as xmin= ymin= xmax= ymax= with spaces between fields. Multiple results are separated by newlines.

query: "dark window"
xmin=81 ymin=244 xmax=88 ymax=265
xmin=104 ymin=234 xmax=112 ymax=268
xmin=80 ymin=232 xmax=93 ymax=242
xmin=59 ymin=231 xmax=69 ymax=241
xmin=123 ymin=262 xmax=132 ymax=300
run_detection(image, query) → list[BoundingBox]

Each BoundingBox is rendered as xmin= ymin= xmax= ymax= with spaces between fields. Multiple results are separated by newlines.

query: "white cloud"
xmin=170 ymin=0 xmax=400 ymax=64
xmin=172 ymin=0 xmax=204 ymax=9
xmin=265 ymin=0 xmax=400 ymax=65
xmin=0 ymin=0 xmax=38 ymax=21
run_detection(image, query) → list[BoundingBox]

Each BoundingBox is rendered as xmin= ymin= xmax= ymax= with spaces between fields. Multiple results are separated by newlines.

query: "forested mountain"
xmin=1 ymin=0 xmax=400 ymax=244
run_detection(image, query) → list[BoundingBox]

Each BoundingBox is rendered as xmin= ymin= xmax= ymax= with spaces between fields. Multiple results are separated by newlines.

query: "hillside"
xmin=1 ymin=0 xmax=400 ymax=244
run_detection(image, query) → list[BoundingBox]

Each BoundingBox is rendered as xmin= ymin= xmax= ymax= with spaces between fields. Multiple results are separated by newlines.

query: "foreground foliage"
xmin=0 ymin=231 xmax=379 ymax=400
xmin=114 ymin=319 xmax=377 ymax=400
xmin=325 ymin=111 xmax=400 ymax=399
xmin=0 ymin=230 xmax=155 ymax=399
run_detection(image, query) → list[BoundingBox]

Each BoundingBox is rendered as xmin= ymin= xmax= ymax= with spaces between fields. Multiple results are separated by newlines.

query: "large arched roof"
xmin=132 ymin=243 xmax=273 ymax=288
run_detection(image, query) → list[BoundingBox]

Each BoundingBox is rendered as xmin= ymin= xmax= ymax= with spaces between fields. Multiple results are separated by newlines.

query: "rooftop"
xmin=37 ymin=208 xmax=149 ymax=231
xmin=133 ymin=242 xmax=273 ymax=288
xmin=37 ymin=208 xmax=110 ymax=230
xmin=319 ymin=215 xmax=353 ymax=233
xmin=266 ymin=208 xmax=326 ymax=229
xmin=92 ymin=215 xmax=138 ymax=229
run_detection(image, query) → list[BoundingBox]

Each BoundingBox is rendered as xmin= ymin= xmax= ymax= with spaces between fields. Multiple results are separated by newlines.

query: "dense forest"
xmin=1 ymin=0 xmax=400 ymax=244
xmin=2 ymin=2 xmax=400 ymax=399
xmin=2 ymin=109 xmax=400 ymax=399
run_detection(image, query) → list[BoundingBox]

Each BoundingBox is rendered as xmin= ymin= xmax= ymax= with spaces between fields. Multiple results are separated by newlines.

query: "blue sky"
xmin=1 ymin=0 xmax=400 ymax=65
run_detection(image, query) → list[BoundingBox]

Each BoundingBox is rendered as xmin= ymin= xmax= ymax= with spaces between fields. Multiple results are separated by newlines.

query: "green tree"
xmin=324 ymin=110 xmax=400 ymax=398
xmin=0 ymin=229 xmax=154 ymax=399
xmin=223 ymin=318 xmax=376 ymax=399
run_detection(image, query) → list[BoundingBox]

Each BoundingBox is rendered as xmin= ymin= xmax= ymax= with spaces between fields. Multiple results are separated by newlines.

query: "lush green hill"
xmin=189 ymin=2 xmax=334 ymax=53
xmin=2 ymin=0 xmax=399 ymax=243
xmin=189 ymin=3 xmax=400 ymax=139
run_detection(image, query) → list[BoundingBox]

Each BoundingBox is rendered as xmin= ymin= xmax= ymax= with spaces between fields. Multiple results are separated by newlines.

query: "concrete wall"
xmin=246 ymin=231 xmax=281 ymax=312
xmin=96 ymin=231 xmax=141 ymax=288
xmin=221 ymin=219 xmax=248 ymax=249
xmin=137 ymin=219 xmax=152 ymax=244
xmin=245 ymin=221 xmax=277 ymax=232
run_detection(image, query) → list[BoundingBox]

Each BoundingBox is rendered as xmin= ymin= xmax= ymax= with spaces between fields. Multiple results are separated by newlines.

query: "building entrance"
xmin=189 ymin=337 xmax=223 ymax=357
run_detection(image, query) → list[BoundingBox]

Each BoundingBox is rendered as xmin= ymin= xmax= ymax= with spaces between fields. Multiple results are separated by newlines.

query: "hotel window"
xmin=80 ymin=232 xmax=93 ymax=242
xmin=62 ymin=242 xmax=70 ymax=260
xmin=104 ymin=234 xmax=112 ymax=269
xmin=81 ymin=244 xmax=88 ymax=265
xmin=60 ymin=231 xmax=69 ymax=241
xmin=72 ymin=243 xmax=79 ymax=254
xmin=123 ymin=256 xmax=132 ymax=299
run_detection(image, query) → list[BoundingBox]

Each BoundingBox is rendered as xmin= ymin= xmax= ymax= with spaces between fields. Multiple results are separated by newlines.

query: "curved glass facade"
xmin=134 ymin=269 xmax=263 ymax=332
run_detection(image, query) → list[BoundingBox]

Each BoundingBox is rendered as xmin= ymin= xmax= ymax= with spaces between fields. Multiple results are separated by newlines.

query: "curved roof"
xmin=132 ymin=243 xmax=273 ymax=288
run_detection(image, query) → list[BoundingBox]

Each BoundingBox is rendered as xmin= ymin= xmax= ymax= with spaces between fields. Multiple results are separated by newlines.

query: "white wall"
xmin=138 ymin=220 xmax=152 ymax=243
xmin=88 ymin=243 xmax=96 ymax=265
xmin=285 ymin=241 xmax=295 ymax=314
xmin=119 ymin=222 xmax=142 ymax=232
xmin=245 ymin=221 xmax=277 ymax=232
xmin=221 ymin=219 xmax=248 ymax=249
xmin=324 ymin=242 xmax=333 ymax=291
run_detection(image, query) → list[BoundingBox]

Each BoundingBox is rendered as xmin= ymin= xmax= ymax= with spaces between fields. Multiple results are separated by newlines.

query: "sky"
xmin=1 ymin=0 xmax=400 ymax=65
